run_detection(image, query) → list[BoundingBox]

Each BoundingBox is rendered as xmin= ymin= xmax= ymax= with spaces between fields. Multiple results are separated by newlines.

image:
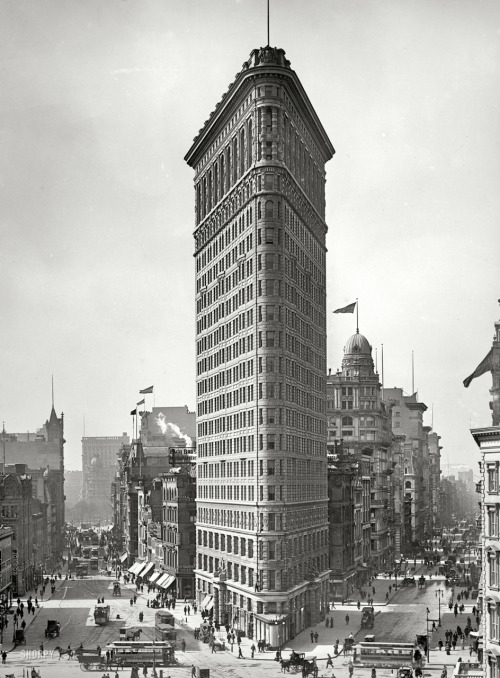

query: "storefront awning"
xmin=149 ymin=572 xmax=162 ymax=584
xmin=119 ymin=553 xmax=128 ymax=563
xmin=201 ymin=594 xmax=212 ymax=609
xmin=254 ymin=612 xmax=292 ymax=624
xmin=128 ymin=561 xmax=145 ymax=575
xmin=138 ymin=562 xmax=154 ymax=578
xmin=157 ymin=573 xmax=175 ymax=589
xmin=206 ymin=597 xmax=214 ymax=611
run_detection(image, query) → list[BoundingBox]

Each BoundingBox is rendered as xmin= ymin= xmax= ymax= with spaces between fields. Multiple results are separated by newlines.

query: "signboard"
xmin=169 ymin=447 xmax=196 ymax=465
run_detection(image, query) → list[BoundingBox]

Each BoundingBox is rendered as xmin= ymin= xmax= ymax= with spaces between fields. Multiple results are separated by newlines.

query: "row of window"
xmin=198 ymin=482 xmax=324 ymax=502
xmin=197 ymin=505 xmax=328 ymax=532
xmin=196 ymin=432 xmax=326 ymax=459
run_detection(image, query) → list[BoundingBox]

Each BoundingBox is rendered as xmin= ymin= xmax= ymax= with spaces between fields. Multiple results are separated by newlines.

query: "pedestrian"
xmin=181 ymin=639 xmax=186 ymax=652
xmin=357 ymin=601 xmax=360 ymax=610
xmin=191 ymin=666 xmax=196 ymax=678
xmin=330 ymin=617 xmax=334 ymax=628
xmin=345 ymin=614 xmax=350 ymax=625
xmin=310 ymin=631 xmax=314 ymax=643
xmin=251 ymin=643 xmax=256 ymax=658
xmin=372 ymin=586 xmax=375 ymax=595
xmin=314 ymin=632 xmax=319 ymax=643
xmin=326 ymin=617 xmax=330 ymax=627
xmin=238 ymin=645 xmax=243 ymax=659
xmin=1 ymin=651 xmax=6 ymax=664
xmin=326 ymin=654 xmax=333 ymax=668
xmin=389 ymin=585 xmax=392 ymax=593
xmin=438 ymin=640 xmax=443 ymax=651
xmin=348 ymin=661 xmax=354 ymax=678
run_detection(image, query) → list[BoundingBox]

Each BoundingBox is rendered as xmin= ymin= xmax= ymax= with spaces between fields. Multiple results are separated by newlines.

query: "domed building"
xmin=326 ymin=331 xmax=396 ymax=600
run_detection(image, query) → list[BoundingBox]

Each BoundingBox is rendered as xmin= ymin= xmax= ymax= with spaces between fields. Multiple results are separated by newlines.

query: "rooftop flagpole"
xmin=267 ymin=0 xmax=270 ymax=45
xmin=356 ymin=297 xmax=359 ymax=334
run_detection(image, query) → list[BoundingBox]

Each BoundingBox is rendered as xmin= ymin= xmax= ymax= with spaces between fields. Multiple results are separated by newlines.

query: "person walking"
xmin=314 ymin=632 xmax=319 ymax=643
xmin=326 ymin=654 xmax=334 ymax=668
xmin=310 ymin=630 xmax=314 ymax=643
xmin=345 ymin=614 xmax=350 ymax=625
xmin=238 ymin=645 xmax=243 ymax=659
xmin=251 ymin=643 xmax=256 ymax=658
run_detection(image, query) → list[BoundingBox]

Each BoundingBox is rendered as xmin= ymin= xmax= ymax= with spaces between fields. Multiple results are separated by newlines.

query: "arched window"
xmin=265 ymin=200 xmax=274 ymax=218
xmin=342 ymin=416 xmax=353 ymax=427
xmin=405 ymin=481 xmax=412 ymax=489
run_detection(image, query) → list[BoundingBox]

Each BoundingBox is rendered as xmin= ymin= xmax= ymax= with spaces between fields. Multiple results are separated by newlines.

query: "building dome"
xmin=344 ymin=332 xmax=372 ymax=355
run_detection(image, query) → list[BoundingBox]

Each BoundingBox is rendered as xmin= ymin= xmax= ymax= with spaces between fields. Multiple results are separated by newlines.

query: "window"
xmin=488 ymin=464 xmax=499 ymax=493
xmin=265 ymin=227 xmax=275 ymax=244
xmin=490 ymin=603 xmax=500 ymax=642
xmin=489 ymin=507 xmax=500 ymax=538
xmin=268 ymin=459 xmax=275 ymax=475
xmin=342 ymin=416 xmax=353 ymax=426
xmin=268 ymin=513 xmax=276 ymax=530
xmin=268 ymin=541 xmax=276 ymax=560
xmin=267 ymin=434 xmax=275 ymax=450
xmin=489 ymin=552 xmax=499 ymax=588
xmin=268 ymin=569 xmax=276 ymax=590
xmin=268 ymin=485 xmax=275 ymax=501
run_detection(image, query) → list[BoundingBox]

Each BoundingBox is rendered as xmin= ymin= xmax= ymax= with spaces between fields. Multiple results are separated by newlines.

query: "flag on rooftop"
xmin=139 ymin=385 xmax=154 ymax=394
xmin=333 ymin=301 xmax=357 ymax=314
xmin=137 ymin=399 xmax=145 ymax=406
xmin=130 ymin=409 xmax=137 ymax=416
xmin=463 ymin=348 xmax=493 ymax=388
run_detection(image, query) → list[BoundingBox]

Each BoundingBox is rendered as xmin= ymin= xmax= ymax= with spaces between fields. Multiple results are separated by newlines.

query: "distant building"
xmin=82 ymin=433 xmax=129 ymax=523
xmin=64 ymin=469 xmax=83 ymax=507
xmin=0 ymin=526 xmax=13 ymax=607
xmin=327 ymin=331 xmax=395 ymax=597
xmin=2 ymin=407 xmax=65 ymax=556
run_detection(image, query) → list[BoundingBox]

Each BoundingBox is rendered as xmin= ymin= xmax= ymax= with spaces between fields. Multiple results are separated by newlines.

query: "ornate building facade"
xmin=185 ymin=45 xmax=334 ymax=646
xmin=327 ymin=331 xmax=395 ymax=596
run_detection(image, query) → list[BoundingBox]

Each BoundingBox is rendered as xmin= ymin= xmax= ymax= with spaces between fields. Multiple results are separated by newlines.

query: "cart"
xmin=15 ymin=628 xmax=26 ymax=644
xmin=45 ymin=619 xmax=60 ymax=638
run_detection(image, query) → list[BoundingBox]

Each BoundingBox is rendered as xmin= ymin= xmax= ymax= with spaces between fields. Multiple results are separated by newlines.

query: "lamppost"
xmin=426 ymin=607 xmax=439 ymax=663
xmin=436 ymin=587 xmax=443 ymax=626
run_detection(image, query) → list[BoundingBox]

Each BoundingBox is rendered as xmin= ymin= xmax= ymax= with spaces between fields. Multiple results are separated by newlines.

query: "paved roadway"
xmin=1 ymin=563 xmax=479 ymax=678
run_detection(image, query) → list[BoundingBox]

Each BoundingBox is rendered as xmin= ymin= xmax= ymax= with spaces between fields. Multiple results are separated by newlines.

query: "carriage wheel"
xmin=80 ymin=663 xmax=90 ymax=672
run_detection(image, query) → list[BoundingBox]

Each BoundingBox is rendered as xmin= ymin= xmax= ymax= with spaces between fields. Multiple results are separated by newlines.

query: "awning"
xmin=157 ymin=574 xmax=175 ymax=590
xmin=149 ymin=572 xmax=162 ymax=584
xmin=128 ymin=561 xmax=145 ymax=575
xmin=206 ymin=597 xmax=214 ymax=611
xmin=119 ymin=553 xmax=128 ymax=563
xmin=137 ymin=562 xmax=154 ymax=578
xmin=201 ymin=594 xmax=212 ymax=608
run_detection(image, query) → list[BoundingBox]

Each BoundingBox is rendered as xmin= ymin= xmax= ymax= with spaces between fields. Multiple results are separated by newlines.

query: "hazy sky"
xmin=1 ymin=0 xmax=499 ymax=471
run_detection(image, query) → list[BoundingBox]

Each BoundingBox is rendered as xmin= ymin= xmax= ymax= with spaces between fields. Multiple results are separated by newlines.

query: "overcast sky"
xmin=1 ymin=0 xmax=499 ymax=471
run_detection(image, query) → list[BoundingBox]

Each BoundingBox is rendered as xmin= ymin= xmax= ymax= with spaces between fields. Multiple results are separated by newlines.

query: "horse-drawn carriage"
xmin=280 ymin=650 xmax=318 ymax=675
xmin=45 ymin=619 xmax=61 ymax=638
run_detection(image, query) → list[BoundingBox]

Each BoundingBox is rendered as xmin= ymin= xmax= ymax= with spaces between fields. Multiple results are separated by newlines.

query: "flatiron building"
xmin=185 ymin=45 xmax=334 ymax=647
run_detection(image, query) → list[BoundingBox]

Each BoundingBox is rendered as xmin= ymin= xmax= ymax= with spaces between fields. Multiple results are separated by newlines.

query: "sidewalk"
xmin=4 ymin=561 xmax=69 ymax=652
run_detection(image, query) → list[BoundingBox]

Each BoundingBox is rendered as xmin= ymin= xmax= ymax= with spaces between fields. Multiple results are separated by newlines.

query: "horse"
xmin=280 ymin=659 xmax=291 ymax=673
xmin=54 ymin=646 xmax=74 ymax=660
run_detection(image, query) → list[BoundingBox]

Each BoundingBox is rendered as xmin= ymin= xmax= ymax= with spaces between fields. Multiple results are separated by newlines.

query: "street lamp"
xmin=436 ymin=587 xmax=443 ymax=627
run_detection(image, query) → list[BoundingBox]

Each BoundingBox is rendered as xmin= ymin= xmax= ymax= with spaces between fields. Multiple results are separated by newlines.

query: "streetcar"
xmin=106 ymin=641 xmax=175 ymax=668
xmin=354 ymin=642 xmax=416 ymax=668
xmin=90 ymin=557 xmax=99 ymax=571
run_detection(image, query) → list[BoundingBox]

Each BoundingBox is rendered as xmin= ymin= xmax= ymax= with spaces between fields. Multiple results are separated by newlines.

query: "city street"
xmin=1 ymin=563 xmax=479 ymax=678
